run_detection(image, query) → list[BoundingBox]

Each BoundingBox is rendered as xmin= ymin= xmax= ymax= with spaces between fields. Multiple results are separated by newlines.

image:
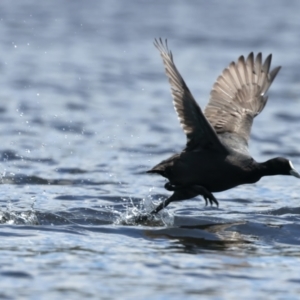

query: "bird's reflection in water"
xmin=145 ymin=221 xmax=251 ymax=253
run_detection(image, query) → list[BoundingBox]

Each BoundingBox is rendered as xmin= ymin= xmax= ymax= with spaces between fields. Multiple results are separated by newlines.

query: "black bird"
xmin=148 ymin=38 xmax=300 ymax=215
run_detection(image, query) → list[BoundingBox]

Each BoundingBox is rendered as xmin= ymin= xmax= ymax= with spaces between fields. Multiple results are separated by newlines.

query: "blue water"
xmin=1 ymin=1 xmax=300 ymax=299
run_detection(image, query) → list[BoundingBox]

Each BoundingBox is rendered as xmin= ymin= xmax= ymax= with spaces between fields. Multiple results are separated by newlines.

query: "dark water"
xmin=1 ymin=1 xmax=300 ymax=299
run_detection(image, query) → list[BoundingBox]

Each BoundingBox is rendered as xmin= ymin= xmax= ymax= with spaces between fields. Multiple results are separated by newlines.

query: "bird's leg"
xmin=192 ymin=185 xmax=219 ymax=207
xmin=150 ymin=184 xmax=218 ymax=216
xmin=150 ymin=195 xmax=174 ymax=214
xmin=151 ymin=187 xmax=199 ymax=214
xmin=165 ymin=182 xmax=218 ymax=207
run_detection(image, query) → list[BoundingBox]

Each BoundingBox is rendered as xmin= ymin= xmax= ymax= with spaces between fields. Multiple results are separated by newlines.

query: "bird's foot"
xmin=192 ymin=185 xmax=219 ymax=207
xmin=203 ymin=194 xmax=219 ymax=207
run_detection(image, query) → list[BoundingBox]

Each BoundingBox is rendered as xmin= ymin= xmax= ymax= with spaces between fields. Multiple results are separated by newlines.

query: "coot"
xmin=148 ymin=38 xmax=300 ymax=214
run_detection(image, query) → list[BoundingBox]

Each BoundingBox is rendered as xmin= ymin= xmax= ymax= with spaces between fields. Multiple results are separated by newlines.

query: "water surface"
xmin=1 ymin=1 xmax=300 ymax=299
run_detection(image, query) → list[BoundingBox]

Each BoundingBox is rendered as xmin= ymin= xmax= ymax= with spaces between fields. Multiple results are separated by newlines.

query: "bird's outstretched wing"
xmin=154 ymin=38 xmax=228 ymax=154
xmin=204 ymin=52 xmax=281 ymax=150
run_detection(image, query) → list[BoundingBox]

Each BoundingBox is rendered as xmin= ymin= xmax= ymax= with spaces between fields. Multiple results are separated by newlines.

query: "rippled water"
xmin=1 ymin=1 xmax=300 ymax=299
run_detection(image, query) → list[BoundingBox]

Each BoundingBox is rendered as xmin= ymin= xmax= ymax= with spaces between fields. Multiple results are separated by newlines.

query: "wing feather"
xmin=154 ymin=38 xmax=228 ymax=153
xmin=204 ymin=52 xmax=281 ymax=151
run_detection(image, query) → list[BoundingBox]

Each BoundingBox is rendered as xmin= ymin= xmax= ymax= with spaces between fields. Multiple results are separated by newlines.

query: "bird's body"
xmin=149 ymin=150 xmax=257 ymax=193
xmin=147 ymin=38 xmax=300 ymax=215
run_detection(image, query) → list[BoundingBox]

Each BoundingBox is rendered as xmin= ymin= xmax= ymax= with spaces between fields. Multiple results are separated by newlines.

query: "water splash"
xmin=114 ymin=192 xmax=174 ymax=226
xmin=0 ymin=194 xmax=39 ymax=225
xmin=0 ymin=210 xmax=39 ymax=225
